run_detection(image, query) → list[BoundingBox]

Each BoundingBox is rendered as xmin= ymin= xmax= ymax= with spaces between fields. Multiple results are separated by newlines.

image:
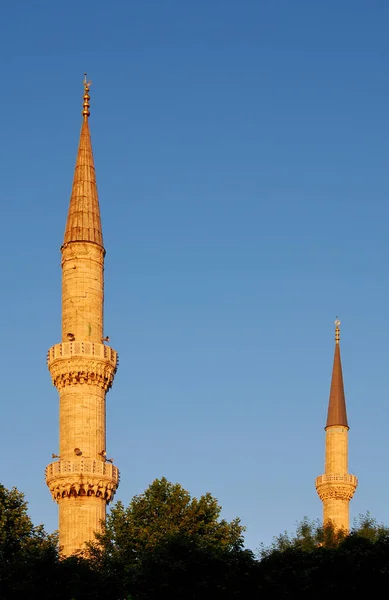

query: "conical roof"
xmin=63 ymin=76 xmax=103 ymax=248
xmin=326 ymin=320 xmax=349 ymax=428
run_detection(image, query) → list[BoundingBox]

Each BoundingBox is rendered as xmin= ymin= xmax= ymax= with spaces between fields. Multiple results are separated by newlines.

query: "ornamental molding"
xmin=315 ymin=474 xmax=358 ymax=486
xmin=47 ymin=341 xmax=118 ymax=390
xmin=315 ymin=474 xmax=357 ymax=502
xmin=316 ymin=485 xmax=357 ymax=502
xmin=46 ymin=460 xmax=119 ymax=504
xmin=49 ymin=359 xmax=116 ymax=390
xmin=47 ymin=476 xmax=117 ymax=503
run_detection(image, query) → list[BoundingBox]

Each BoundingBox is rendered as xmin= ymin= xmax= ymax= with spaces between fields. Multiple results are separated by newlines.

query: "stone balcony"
xmin=47 ymin=341 xmax=118 ymax=390
xmin=46 ymin=459 xmax=120 ymax=503
xmin=315 ymin=474 xmax=358 ymax=487
xmin=47 ymin=341 xmax=118 ymax=368
xmin=315 ymin=473 xmax=358 ymax=502
xmin=46 ymin=459 xmax=119 ymax=481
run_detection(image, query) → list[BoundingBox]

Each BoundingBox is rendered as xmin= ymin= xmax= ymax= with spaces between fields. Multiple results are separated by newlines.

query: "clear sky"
xmin=0 ymin=0 xmax=388 ymax=551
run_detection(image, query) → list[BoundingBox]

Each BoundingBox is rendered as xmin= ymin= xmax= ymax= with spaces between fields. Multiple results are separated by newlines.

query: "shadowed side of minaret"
xmin=45 ymin=76 xmax=119 ymax=556
xmin=315 ymin=320 xmax=357 ymax=532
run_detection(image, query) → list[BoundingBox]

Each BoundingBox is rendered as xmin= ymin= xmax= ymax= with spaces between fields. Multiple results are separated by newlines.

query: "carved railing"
xmin=47 ymin=341 xmax=117 ymax=368
xmin=315 ymin=474 xmax=358 ymax=486
xmin=46 ymin=459 xmax=119 ymax=503
xmin=46 ymin=459 xmax=119 ymax=482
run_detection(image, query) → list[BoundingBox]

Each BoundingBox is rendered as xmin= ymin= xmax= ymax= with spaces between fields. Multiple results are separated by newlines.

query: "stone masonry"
xmin=45 ymin=78 xmax=119 ymax=556
xmin=315 ymin=320 xmax=357 ymax=531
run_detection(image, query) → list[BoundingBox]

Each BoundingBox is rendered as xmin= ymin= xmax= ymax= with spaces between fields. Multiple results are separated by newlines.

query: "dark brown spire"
xmin=325 ymin=319 xmax=349 ymax=428
xmin=63 ymin=75 xmax=103 ymax=248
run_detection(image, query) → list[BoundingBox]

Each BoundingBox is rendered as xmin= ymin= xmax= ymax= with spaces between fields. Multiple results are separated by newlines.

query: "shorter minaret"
xmin=315 ymin=319 xmax=357 ymax=531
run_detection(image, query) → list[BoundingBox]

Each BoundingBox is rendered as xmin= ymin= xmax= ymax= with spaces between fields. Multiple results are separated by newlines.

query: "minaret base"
xmin=46 ymin=459 xmax=119 ymax=556
xmin=59 ymin=496 xmax=106 ymax=556
xmin=315 ymin=474 xmax=358 ymax=532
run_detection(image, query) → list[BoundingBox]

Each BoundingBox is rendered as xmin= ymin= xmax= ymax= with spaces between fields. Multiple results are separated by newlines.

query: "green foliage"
xmin=91 ymin=477 xmax=244 ymax=560
xmin=351 ymin=511 xmax=389 ymax=541
xmin=88 ymin=477 xmax=249 ymax=598
xmin=0 ymin=484 xmax=59 ymax=598
xmin=259 ymin=516 xmax=346 ymax=557
xmin=0 ymin=484 xmax=56 ymax=552
xmin=256 ymin=512 xmax=389 ymax=597
xmin=260 ymin=511 xmax=389 ymax=560
xmin=99 ymin=477 xmax=244 ymax=551
xmin=4 ymin=478 xmax=389 ymax=598
xmin=0 ymin=484 xmax=111 ymax=599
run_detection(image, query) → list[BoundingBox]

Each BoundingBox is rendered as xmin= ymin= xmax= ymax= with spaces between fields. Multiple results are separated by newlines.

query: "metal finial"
xmin=334 ymin=317 xmax=341 ymax=344
xmin=82 ymin=73 xmax=92 ymax=119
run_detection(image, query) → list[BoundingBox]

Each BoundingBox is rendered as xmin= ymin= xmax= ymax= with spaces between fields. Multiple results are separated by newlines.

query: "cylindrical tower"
xmin=45 ymin=77 xmax=119 ymax=556
xmin=315 ymin=320 xmax=357 ymax=531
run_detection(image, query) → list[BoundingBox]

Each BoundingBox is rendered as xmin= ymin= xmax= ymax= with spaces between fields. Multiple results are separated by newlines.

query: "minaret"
xmin=315 ymin=319 xmax=357 ymax=531
xmin=45 ymin=76 xmax=119 ymax=556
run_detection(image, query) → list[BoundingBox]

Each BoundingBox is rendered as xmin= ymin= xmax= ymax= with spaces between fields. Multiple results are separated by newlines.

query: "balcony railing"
xmin=46 ymin=459 xmax=119 ymax=482
xmin=315 ymin=474 xmax=358 ymax=486
xmin=47 ymin=341 xmax=117 ymax=368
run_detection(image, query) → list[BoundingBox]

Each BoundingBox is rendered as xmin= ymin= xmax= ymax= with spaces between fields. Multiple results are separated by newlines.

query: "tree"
xmin=0 ymin=483 xmax=116 ymax=599
xmin=256 ymin=514 xmax=389 ymax=597
xmin=88 ymin=477 xmax=252 ymax=599
xmin=0 ymin=483 xmax=59 ymax=598
xmin=350 ymin=511 xmax=389 ymax=542
xmin=258 ymin=517 xmax=346 ymax=557
xmin=259 ymin=512 xmax=389 ymax=559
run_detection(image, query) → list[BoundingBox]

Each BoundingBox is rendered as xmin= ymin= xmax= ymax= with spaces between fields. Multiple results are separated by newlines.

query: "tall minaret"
xmin=315 ymin=319 xmax=357 ymax=531
xmin=45 ymin=76 xmax=119 ymax=556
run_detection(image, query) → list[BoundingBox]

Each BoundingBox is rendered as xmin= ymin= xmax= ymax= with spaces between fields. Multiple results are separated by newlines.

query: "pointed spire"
xmin=63 ymin=74 xmax=103 ymax=248
xmin=82 ymin=73 xmax=91 ymax=119
xmin=325 ymin=318 xmax=349 ymax=428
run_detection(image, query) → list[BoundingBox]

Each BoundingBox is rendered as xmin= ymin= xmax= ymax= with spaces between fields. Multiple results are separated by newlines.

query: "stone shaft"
xmin=61 ymin=242 xmax=104 ymax=343
xmin=59 ymin=496 xmax=106 ymax=555
xmin=315 ymin=426 xmax=357 ymax=531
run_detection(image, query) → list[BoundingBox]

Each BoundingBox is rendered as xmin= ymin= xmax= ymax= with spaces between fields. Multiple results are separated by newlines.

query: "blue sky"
xmin=0 ymin=0 xmax=388 ymax=551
